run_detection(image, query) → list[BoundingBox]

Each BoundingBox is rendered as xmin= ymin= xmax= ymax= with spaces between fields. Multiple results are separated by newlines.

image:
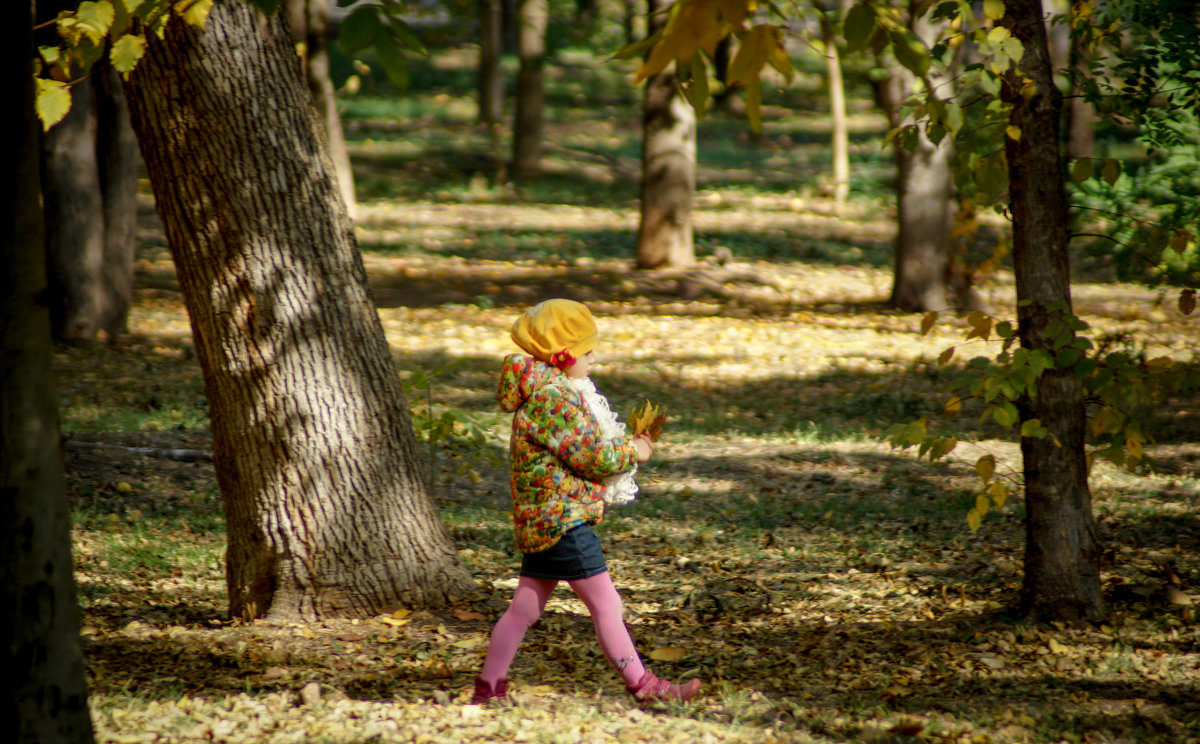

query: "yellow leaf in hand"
xmin=628 ymin=400 xmax=668 ymax=441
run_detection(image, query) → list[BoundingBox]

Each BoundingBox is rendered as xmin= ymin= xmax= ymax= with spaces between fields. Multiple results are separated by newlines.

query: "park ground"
xmin=57 ymin=44 xmax=1199 ymax=744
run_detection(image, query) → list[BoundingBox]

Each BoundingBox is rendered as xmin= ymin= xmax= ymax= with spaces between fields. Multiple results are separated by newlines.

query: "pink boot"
xmin=471 ymin=677 xmax=510 ymax=705
xmin=627 ymin=670 xmax=701 ymax=703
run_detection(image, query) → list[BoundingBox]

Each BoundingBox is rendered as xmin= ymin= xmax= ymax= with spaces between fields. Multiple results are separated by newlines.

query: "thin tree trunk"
xmin=1001 ymin=0 xmax=1103 ymax=623
xmin=1 ymin=2 xmax=96 ymax=740
xmin=479 ymin=0 xmax=507 ymax=180
xmin=479 ymin=0 xmax=504 ymax=126
xmin=511 ymin=0 xmax=547 ymax=181
xmin=636 ymin=0 xmax=696 ymax=269
xmin=123 ymin=2 xmax=476 ymax=622
xmin=816 ymin=0 xmax=850 ymax=204
xmin=287 ymin=0 xmax=357 ymax=221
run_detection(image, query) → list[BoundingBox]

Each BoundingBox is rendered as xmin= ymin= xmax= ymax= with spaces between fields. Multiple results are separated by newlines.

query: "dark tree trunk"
xmin=511 ymin=0 xmax=547 ymax=181
xmin=37 ymin=0 xmax=138 ymax=341
xmin=287 ymin=0 xmax=357 ymax=220
xmin=1001 ymin=0 xmax=1103 ymax=623
xmin=636 ymin=0 xmax=696 ymax=269
xmin=479 ymin=0 xmax=504 ymax=126
xmin=123 ymin=1 xmax=476 ymax=622
xmin=1 ymin=3 xmax=96 ymax=741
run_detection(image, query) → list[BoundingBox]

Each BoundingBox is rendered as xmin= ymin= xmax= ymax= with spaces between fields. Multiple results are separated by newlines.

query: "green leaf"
xmin=110 ymin=34 xmax=146 ymax=75
xmin=339 ymin=6 xmax=383 ymax=55
xmin=843 ymin=4 xmax=876 ymax=50
xmin=889 ymin=28 xmax=930 ymax=77
xmin=249 ymin=0 xmax=281 ymax=15
xmin=613 ymin=32 xmax=661 ymax=61
xmin=375 ymin=35 xmax=410 ymax=91
xmin=1070 ymin=158 xmax=1094 ymax=184
xmin=35 ymin=77 xmax=73 ymax=131
xmin=387 ymin=17 xmax=427 ymax=56
xmin=681 ymin=53 xmax=710 ymax=115
xmin=1101 ymin=158 xmax=1122 ymax=186
xmin=967 ymin=508 xmax=983 ymax=532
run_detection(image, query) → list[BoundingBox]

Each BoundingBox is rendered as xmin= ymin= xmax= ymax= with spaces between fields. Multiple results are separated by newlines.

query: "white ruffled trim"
xmin=565 ymin=377 xmax=639 ymax=505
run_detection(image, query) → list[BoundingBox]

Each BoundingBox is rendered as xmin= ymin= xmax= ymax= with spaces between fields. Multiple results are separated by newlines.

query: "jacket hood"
xmin=498 ymin=353 xmax=564 ymax=412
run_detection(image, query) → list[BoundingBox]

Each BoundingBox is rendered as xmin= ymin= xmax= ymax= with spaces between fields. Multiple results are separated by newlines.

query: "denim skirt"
xmin=520 ymin=524 xmax=608 ymax=581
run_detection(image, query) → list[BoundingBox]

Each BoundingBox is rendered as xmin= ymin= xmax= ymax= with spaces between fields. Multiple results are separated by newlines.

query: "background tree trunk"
xmin=636 ymin=0 xmax=696 ymax=269
xmin=511 ymin=0 xmax=547 ymax=181
xmin=123 ymin=1 xmax=476 ymax=622
xmin=816 ymin=0 xmax=850 ymax=205
xmin=1001 ymin=0 xmax=1103 ymax=623
xmin=479 ymin=0 xmax=507 ymax=180
xmin=287 ymin=0 xmax=357 ymax=221
xmin=881 ymin=0 xmax=976 ymax=312
xmin=1048 ymin=0 xmax=1096 ymax=160
xmin=2 ymin=3 xmax=96 ymax=740
xmin=38 ymin=0 xmax=140 ymax=342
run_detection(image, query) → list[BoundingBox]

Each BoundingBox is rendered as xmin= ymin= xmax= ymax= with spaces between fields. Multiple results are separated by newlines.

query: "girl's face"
xmin=564 ymin=350 xmax=596 ymax=379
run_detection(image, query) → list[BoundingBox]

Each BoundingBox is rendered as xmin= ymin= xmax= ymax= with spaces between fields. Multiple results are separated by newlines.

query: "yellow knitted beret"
xmin=511 ymin=299 xmax=598 ymax=368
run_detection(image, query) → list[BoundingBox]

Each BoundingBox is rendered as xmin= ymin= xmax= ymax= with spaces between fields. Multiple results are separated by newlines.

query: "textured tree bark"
xmin=38 ymin=0 xmax=138 ymax=341
xmin=123 ymin=2 xmax=476 ymax=622
xmin=881 ymin=0 xmax=978 ymax=312
xmin=1001 ymin=0 xmax=1103 ymax=623
xmin=287 ymin=0 xmax=357 ymax=221
xmin=636 ymin=0 xmax=696 ymax=270
xmin=1 ymin=3 xmax=95 ymax=740
xmin=511 ymin=0 xmax=547 ymax=181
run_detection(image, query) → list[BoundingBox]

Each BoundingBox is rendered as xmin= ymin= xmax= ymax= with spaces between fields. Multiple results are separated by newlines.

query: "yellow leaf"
xmin=628 ymin=400 xmax=667 ymax=441
xmin=983 ymin=0 xmax=1005 ymax=20
xmin=976 ymin=454 xmax=996 ymax=483
xmin=987 ymin=481 xmax=1008 ymax=509
xmin=392 ymin=608 xmax=413 ymax=620
xmin=920 ymin=310 xmax=939 ymax=335
xmin=975 ymin=493 xmax=990 ymax=516
xmin=1005 ymin=124 xmax=1022 ymax=141
xmin=938 ymin=347 xmax=955 ymax=366
xmin=173 ymin=0 xmax=213 ymax=27
xmin=966 ymin=509 xmax=983 ymax=532
xmin=945 ymin=396 xmax=963 ymax=415
xmin=649 ymin=646 xmax=688 ymax=661
xmin=1047 ymin=637 xmax=1067 ymax=654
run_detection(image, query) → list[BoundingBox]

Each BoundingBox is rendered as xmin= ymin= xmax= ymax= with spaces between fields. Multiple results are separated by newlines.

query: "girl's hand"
xmin=633 ymin=435 xmax=654 ymax=463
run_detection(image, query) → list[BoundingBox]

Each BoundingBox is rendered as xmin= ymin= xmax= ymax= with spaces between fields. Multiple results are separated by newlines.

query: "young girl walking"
xmin=471 ymin=299 xmax=702 ymax=705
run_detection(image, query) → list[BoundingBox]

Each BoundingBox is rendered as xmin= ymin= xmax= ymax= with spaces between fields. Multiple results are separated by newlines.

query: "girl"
xmin=472 ymin=299 xmax=702 ymax=705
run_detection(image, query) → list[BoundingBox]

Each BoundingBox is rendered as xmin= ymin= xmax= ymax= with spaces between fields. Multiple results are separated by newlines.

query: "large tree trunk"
xmin=287 ymin=0 xmax=357 ymax=221
xmin=38 ymin=0 xmax=140 ymax=343
xmin=1001 ymin=0 xmax=1103 ymax=623
xmin=881 ymin=0 xmax=976 ymax=312
xmin=511 ymin=0 xmax=547 ymax=182
xmin=1 ymin=3 xmax=95 ymax=740
xmin=636 ymin=0 xmax=696 ymax=269
xmin=123 ymin=2 xmax=476 ymax=622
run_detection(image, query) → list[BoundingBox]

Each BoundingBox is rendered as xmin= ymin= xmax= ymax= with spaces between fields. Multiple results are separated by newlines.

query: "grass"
xmin=54 ymin=29 xmax=1200 ymax=744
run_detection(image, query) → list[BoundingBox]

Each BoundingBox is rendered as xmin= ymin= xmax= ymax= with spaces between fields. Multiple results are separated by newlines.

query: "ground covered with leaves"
xmin=57 ymin=45 xmax=1200 ymax=744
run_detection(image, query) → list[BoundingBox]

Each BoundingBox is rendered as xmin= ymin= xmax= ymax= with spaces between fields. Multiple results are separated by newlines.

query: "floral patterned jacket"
xmin=498 ymin=353 xmax=640 ymax=553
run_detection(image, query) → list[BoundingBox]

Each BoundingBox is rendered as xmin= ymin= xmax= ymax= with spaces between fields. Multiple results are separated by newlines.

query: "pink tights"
xmin=478 ymin=572 xmax=646 ymax=687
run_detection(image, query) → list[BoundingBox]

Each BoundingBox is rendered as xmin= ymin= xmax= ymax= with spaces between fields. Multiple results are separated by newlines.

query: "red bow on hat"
xmin=551 ymin=349 xmax=577 ymax=369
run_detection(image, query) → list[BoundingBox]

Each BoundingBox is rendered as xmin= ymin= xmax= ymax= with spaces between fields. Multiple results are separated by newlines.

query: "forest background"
xmin=9 ymin=0 xmax=1200 ymax=742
